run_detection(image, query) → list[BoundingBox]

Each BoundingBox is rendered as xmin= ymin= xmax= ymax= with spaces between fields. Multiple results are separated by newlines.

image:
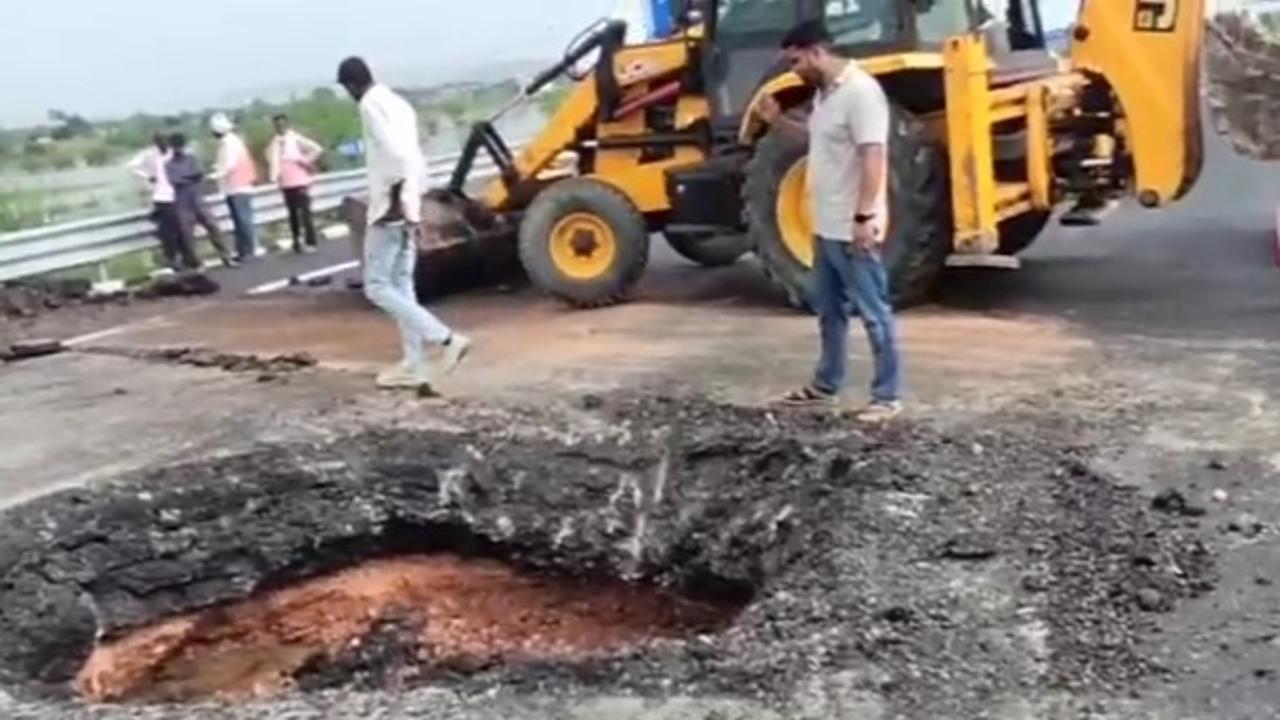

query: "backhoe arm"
xmin=1071 ymin=0 xmax=1206 ymax=205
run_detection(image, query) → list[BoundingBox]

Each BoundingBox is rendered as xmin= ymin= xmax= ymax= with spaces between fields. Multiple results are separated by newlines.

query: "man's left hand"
xmin=853 ymin=217 xmax=882 ymax=251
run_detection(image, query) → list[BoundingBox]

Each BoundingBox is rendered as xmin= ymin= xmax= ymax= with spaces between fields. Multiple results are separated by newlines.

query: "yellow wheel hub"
xmin=776 ymin=159 xmax=814 ymax=268
xmin=776 ymin=158 xmax=892 ymax=267
xmin=549 ymin=212 xmax=618 ymax=281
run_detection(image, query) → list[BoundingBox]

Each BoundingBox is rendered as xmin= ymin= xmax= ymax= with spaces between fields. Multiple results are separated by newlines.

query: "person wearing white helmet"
xmin=209 ymin=113 xmax=260 ymax=262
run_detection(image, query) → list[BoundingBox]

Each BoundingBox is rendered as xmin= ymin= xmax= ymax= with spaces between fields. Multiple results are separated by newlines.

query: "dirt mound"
xmin=0 ymin=395 xmax=1214 ymax=716
xmin=1205 ymin=14 xmax=1280 ymax=160
xmin=86 ymin=346 xmax=318 ymax=379
xmin=0 ymin=279 xmax=100 ymax=319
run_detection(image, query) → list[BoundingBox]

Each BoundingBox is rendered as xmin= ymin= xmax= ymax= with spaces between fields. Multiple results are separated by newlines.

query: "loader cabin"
xmin=657 ymin=0 xmax=1068 ymax=308
xmin=704 ymin=0 xmax=1055 ymax=128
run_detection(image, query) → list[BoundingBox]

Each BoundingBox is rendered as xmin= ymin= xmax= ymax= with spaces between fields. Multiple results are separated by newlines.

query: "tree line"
xmin=0 ymin=79 xmax=568 ymax=176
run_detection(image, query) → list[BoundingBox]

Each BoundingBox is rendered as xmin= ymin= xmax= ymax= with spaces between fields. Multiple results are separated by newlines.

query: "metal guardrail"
xmin=0 ymin=149 xmax=508 ymax=282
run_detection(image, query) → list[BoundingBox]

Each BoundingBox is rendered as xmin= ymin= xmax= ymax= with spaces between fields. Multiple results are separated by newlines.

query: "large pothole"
xmin=0 ymin=396 xmax=1215 ymax=716
xmin=78 ymin=552 xmax=740 ymax=704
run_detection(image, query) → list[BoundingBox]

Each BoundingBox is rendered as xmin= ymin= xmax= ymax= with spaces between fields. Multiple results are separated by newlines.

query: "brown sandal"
xmin=776 ymin=386 xmax=835 ymax=407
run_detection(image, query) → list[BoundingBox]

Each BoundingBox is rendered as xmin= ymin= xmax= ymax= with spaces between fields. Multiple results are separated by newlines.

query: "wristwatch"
xmin=854 ymin=212 xmax=877 ymax=224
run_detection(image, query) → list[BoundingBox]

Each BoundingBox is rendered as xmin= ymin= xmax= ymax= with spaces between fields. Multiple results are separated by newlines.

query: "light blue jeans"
xmin=363 ymin=222 xmax=451 ymax=368
xmin=225 ymin=193 xmax=257 ymax=260
xmin=811 ymin=237 xmax=902 ymax=402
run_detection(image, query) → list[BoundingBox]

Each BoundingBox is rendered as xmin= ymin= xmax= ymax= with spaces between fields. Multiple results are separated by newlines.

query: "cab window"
xmin=717 ymin=0 xmax=800 ymax=39
xmin=915 ymin=0 xmax=976 ymax=44
xmin=823 ymin=0 xmax=902 ymax=45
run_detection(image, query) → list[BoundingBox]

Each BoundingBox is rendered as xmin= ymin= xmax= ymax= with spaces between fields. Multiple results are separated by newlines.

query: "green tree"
xmin=534 ymin=82 xmax=572 ymax=118
xmin=48 ymin=109 xmax=94 ymax=140
xmin=84 ymin=145 xmax=111 ymax=167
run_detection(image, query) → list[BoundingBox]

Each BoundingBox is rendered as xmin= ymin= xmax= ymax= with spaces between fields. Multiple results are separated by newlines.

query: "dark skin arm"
xmin=378 ymin=180 xmax=405 ymax=224
xmin=378 ymin=180 xmax=426 ymax=243
xmin=756 ymin=95 xmax=807 ymax=140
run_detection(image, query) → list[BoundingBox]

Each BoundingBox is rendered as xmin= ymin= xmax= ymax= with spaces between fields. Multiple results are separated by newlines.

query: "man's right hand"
xmin=757 ymin=95 xmax=783 ymax=125
xmin=377 ymin=181 xmax=406 ymax=224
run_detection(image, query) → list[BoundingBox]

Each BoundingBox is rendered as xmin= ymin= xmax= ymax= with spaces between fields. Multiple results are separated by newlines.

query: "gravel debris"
xmin=0 ymin=394 xmax=1216 ymax=719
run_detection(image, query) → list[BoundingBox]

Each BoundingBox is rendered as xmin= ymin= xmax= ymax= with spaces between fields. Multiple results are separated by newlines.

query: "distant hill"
xmin=389 ymin=57 xmax=559 ymax=90
xmin=203 ymin=56 xmax=557 ymax=119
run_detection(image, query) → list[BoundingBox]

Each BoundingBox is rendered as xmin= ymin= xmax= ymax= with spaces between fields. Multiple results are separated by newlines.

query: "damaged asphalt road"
xmin=0 ymin=395 xmax=1217 ymax=719
xmin=0 ymin=126 xmax=1276 ymax=718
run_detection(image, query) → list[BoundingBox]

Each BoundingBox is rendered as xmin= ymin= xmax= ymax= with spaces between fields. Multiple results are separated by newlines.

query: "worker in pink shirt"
xmin=210 ymin=113 xmax=260 ymax=262
xmin=266 ymin=114 xmax=324 ymax=253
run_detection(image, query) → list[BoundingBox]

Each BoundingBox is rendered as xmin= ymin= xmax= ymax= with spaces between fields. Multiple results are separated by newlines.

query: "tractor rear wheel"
xmin=664 ymin=231 xmax=751 ymax=267
xmin=744 ymin=104 xmax=952 ymax=311
xmin=518 ymin=179 xmax=650 ymax=308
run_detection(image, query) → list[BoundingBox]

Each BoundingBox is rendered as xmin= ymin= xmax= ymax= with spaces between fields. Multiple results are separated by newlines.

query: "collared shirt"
xmin=359 ymin=83 xmax=426 ymax=225
xmin=807 ymin=61 xmax=890 ymax=242
xmin=127 ymin=146 xmax=175 ymax=204
xmin=267 ymin=130 xmax=323 ymax=189
xmin=213 ymin=132 xmax=257 ymax=195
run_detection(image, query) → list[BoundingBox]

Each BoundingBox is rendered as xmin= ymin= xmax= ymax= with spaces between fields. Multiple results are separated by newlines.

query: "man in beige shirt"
xmin=759 ymin=20 xmax=902 ymax=422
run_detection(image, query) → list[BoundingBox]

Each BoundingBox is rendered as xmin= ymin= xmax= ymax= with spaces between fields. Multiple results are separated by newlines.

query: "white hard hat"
xmin=209 ymin=112 xmax=234 ymax=134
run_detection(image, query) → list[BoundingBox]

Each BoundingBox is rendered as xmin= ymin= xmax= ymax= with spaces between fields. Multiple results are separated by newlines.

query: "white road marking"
xmin=64 ymin=303 xmax=213 ymax=347
xmin=246 ymin=260 xmax=361 ymax=297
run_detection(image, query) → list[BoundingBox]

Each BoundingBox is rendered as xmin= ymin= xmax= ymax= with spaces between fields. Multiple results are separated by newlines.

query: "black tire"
xmin=997 ymin=210 xmax=1050 ymax=255
xmin=664 ymin=231 xmax=751 ymax=267
xmin=518 ymin=178 xmax=649 ymax=308
xmin=744 ymin=104 xmax=952 ymax=311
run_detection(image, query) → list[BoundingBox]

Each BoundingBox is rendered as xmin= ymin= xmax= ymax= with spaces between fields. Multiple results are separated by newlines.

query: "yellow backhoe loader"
xmin=371 ymin=0 xmax=1206 ymax=311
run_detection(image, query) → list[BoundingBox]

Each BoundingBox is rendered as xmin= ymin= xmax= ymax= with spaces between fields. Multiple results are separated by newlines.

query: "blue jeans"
xmin=225 ymin=193 xmax=258 ymax=259
xmin=363 ymin=223 xmax=452 ymax=368
xmin=811 ymin=237 xmax=902 ymax=402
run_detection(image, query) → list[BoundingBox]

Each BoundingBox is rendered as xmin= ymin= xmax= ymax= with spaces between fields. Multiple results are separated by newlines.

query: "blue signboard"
xmin=650 ymin=0 xmax=675 ymax=38
xmin=337 ymin=139 xmax=364 ymax=159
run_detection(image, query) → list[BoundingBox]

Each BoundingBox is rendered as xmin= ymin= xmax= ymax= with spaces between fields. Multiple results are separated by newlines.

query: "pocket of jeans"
xmin=851 ymin=243 xmax=881 ymax=262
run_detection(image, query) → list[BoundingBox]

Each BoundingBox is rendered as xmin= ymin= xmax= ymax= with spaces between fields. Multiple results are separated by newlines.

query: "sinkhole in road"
xmin=0 ymin=391 xmax=946 ymax=710
xmin=0 ymin=396 xmax=1223 ymax=713
xmin=76 ymin=551 xmax=743 ymax=704
xmin=0 ymin=411 xmax=793 ymax=706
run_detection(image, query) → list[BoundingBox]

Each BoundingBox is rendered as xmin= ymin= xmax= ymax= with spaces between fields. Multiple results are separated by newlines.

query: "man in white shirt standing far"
xmin=209 ymin=113 xmax=260 ymax=262
xmin=759 ymin=21 xmax=903 ymax=422
xmin=337 ymin=56 xmax=472 ymax=390
xmin=127 ymin=133 xmax=197 ymax=271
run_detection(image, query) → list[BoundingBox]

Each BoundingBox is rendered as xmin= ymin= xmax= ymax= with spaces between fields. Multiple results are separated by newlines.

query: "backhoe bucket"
xmin=341 ymin=190 xmax=522 ymax=300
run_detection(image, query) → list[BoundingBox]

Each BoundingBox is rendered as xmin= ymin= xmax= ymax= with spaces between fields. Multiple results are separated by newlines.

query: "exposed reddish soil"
xmin=76 ymin=553 xmax=738 ymax=704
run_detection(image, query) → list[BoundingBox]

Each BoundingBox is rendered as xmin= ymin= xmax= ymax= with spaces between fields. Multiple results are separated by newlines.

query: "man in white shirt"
xmin=127 ymin=133 xmax=197 ymax=271
xmin=337 ymin=56 xmax=472 ymax=390
xmin=209 ymin=113 xmax=260 ymax=262
xmin=759 ymin=21 xmax=902 ymax=422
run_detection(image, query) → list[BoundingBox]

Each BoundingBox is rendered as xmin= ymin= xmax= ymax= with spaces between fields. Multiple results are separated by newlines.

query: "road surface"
xmin=0 ymin=125 xmax=1276 ymax=719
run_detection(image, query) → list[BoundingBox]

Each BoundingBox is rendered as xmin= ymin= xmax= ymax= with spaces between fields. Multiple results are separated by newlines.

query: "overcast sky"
xmin=0 ymin=0 xmax=1083 ymax=129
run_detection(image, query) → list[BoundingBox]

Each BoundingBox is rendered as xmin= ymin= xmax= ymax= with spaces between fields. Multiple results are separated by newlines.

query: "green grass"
xmin=0 ymin=187 xmax=54 ymax=233
xmin=43 ymin=249 xmax=163 ymax=286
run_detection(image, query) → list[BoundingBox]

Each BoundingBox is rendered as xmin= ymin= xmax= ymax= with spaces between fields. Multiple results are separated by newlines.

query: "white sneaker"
xmin=375 ymin=362 xmax=432 ymax=389
xmin=438 ymin=333 xmax=472 ymax=375
xmin=855 ymin=401 xmax=903 ymax=424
